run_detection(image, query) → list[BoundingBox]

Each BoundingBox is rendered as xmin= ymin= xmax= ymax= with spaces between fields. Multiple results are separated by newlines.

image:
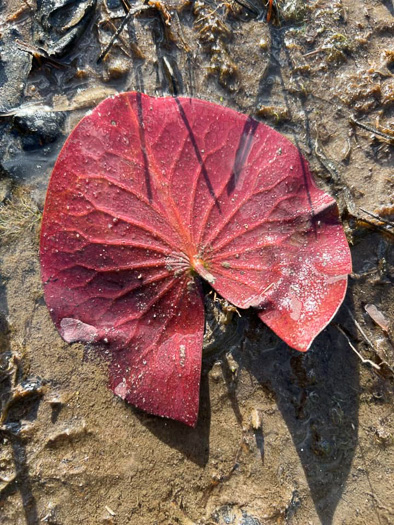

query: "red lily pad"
xmin=40 ymin=92 xmax=352 ymax=426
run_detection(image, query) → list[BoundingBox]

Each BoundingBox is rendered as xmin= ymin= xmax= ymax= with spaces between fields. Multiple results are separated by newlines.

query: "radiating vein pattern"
xmin=40 ymin=92 xmax=352 ymax=426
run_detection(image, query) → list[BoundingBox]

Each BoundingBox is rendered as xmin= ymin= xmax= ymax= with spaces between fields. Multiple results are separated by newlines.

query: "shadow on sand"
xmin=238 ymin=290 xmax=359 ymax=525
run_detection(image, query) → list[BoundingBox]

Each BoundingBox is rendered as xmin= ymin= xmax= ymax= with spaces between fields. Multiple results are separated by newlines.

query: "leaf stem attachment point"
xmin=192 ymin=257 xmax=216 ymax=284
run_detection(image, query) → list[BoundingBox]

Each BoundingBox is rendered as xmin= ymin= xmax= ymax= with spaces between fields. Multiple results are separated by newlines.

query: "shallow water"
xmin=0 ymin=0 xmax=393 ymax=524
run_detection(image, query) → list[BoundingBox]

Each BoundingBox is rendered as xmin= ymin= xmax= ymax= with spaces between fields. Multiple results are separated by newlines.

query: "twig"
xmin=303 ymin=48 xmax=322 ymax=57
xmin=233 ymin=0 xmax=260 ymax=17
xmin=97 ymin=4 xmax=150 ymax=63
xmin=336 ymin=325 xmax=381 ymax=370
xmin=162 ymin=56 xmax=178 ymax=95
xmin=350 ymin=116 xmax=394 ymax=143
xmin=346 ymin=307 xmax=376 ymax=351
xmin=120 ymin=0 xmax=131 ymax=13
xmin=20 ymin=0 xmax=33 ymax=8
xmin=366 ymin=492 xmax=394 ymax=515
xmin=104 ymin=19 xmax=133 ymax=58
xmin=359 ymin=208 xmax=394 ymax=229
xmin=355 ymin=214 xmax=394 ymax=238
xmin=105 ymin=506 xmax=116 ymax=516
xmin=196 ymin=3 xmax=224 ymax=23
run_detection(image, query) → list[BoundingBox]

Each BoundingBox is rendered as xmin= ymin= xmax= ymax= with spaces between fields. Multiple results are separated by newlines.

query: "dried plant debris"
xmin=0 ymin=178 xmax=12 ymax=204
xmin=335 ymin=72 xmax=381 ymax=113
xmin=381 ymin=78 xmax=394 ymax=106
xmin=356 ymin=207 xmax=394 ymax=238
xmin=365 ymin=304 xmax=390 ymax=333
xmin=280 ymin=0 xmax=309 ymax=23
xmin=0 ymin=188 xmax=42 ymax=244
xmin=193 ymin=1 xmax=238 ymax=89
xmin=305 ymin=32 xmax=353 ymax=64
xmin=255 ymin=104 xmax=291 ymax=122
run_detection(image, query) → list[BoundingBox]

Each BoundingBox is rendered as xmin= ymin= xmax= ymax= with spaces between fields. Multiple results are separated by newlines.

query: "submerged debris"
xmin=0 ymin=86 xmax=118 ymax=118
xmin=336 ymin=325 xmax=381 ymax=371
xmin=0 ymin=28 xmax=32 ymax=112
xmin=16 ymin=38 xmax=68 ymax=69
xmin=97 ymin=3 xmax=150 ymax=63
xmin=281 ymin=0 xmax=309 ymax=23
xmin=255 ymin=104 xmax=290 ymax=122
xmin=13 ymin=110 xmax=66 ymax=150
xmin=335 ymin=72 xmax=381 ymax=113
xmin=350 ymin=116 xmax=394 ymax=145
xmin=320 ymin=33 xmax=352 ymax=64
xmin=34 ymin=0 xmax=97 ymax=57
xmin=0 ymin=378 xmax=45 ymax=427
xmin=66 ymin=86 xmax=119 ymax=109
xmin=45 ymin=420 xmax=90 ymax=447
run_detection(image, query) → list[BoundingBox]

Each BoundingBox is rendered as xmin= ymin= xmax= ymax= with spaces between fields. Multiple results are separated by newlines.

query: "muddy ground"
xmin=0 ymin=0 xmax=393 ymax=524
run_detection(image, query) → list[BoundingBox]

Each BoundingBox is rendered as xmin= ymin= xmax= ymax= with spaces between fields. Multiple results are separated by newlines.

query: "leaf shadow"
xmin=233 ymin=288 xmax=360 ymax=525
xmin=135 ymin=91 xmax=153 ymax=201
xmin=381 ymin=0 xmax=394 ymax=16
xmin=249 ymin=23 xmax=360 ymax=522
xmin=174 ymin=97 xmax=221 ymax=212
xmin=130 ymin=370 xmax=211 ymax=467
xmin=227 ymin=116 xmax=259 ymax=196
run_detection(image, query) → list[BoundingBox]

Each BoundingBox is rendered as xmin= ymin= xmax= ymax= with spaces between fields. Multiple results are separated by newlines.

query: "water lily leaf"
xmin=40 ymin=92 xmax=352 ymax=426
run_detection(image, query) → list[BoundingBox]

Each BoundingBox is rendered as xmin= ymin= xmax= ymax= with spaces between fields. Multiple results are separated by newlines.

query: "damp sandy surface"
xmin=0 ymin=1 xmax=393 ymax=524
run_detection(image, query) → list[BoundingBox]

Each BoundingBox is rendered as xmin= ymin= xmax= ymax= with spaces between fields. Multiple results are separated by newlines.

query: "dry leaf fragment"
xmin=365 ymin=304 xmax=390 ymax=332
